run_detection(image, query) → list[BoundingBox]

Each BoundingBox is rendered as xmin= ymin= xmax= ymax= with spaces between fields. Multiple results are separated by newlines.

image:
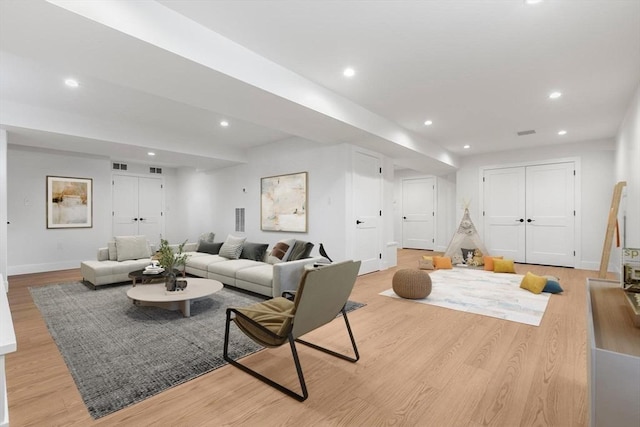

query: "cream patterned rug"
xmin=380 ymin=267 xmax=551 ymax=326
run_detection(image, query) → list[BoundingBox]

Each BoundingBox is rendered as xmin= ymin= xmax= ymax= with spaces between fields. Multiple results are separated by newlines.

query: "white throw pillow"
xmin=219 ymin=235 xmax=246 ymax=260
xmin=115 ymin=235 xmax=151 ymax=261
xmin=107 ymin=240 xmax=117 ymax=261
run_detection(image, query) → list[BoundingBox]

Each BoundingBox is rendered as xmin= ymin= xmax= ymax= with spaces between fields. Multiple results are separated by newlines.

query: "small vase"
xmin=165 ymin=271 xmax=177 ymax=292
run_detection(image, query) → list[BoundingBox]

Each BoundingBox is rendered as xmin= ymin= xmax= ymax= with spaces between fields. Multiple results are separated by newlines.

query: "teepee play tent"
xmin=444 ymin=206 xmax=489 ymax=265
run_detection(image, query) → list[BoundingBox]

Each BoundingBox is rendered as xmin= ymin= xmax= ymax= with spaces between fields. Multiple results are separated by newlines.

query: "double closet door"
xmin=112 ymin=175 xmax=163 ymax=244
xmin=483 ymin=162 xmax=575 ymax=267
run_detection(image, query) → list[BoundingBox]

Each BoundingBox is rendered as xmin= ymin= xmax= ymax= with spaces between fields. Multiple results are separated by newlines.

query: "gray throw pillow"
xmin=240 ymin=242 xmax=269 ymax=261
xmin=288 ymin=240 xmax=314 ymax=261
xmin=219 ymin=235 xmax=247 ymax=259
xmin=197 ymin=232 xmax=216 ymax=251
xmin=198 ymin=241 xmax=223 ymax=255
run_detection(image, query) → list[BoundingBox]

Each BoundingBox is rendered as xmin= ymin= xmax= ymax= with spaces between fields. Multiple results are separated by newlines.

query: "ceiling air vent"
xmin=517 ymin=129 xmax=536 ymax=136
xmin=112 ymin=162 xmax=128 ymax=170
xmin=149 ymin=167 xmax=162 ymax=174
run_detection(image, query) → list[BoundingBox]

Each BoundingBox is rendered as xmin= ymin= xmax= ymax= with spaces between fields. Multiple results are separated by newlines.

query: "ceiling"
xmin=1 ymin=0 xmax=639 ymax=175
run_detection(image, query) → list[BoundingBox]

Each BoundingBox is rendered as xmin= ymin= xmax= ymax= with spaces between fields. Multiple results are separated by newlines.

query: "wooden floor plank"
xmin=6 ymin=251 xmax=593 ymax=426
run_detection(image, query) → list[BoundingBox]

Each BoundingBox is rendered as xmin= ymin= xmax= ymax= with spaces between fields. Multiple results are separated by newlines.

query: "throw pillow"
xmin=543 ymin=279 xmax=564 ymax=294
xmin=198 ymin=241 xmax=223 ymax=255
xmin=433 ymin=256 xmax=453 ymax=269
xmin=267 ymin=238 xmax=296 ymax=264
xmin=419 ymin=256 xmax=434 ymax=270
xmin=288 ymin=240 xmax=314 ymax=261
xmin=484 ymin=256 xmax=503 ymax=271
xmin=240 ymin=242 xmax=269 ymax=261
xmin=461 ymin=248 xmax=475 ymax=263
xmin=520 ymin=271 xmax=547 ymax=294
xmin=219 ymin=235 xmax=247 ymax=260
xmin=493 ymin=258 xmax=516 ymax=273
xmin=115 ymin=235 xmax=151 ymax=261
xmin=107 ymin=240 xmax=117 ymax=261
xmin=196 ymin=232 xmax=216 ymax=251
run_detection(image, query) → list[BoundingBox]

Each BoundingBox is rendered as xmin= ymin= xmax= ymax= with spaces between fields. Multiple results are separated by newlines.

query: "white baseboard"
xmin=7 ymin=261 xmax=80 ymax=276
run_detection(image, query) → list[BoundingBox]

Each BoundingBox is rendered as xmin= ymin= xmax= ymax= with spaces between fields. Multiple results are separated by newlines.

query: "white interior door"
xmin=137 ymin=177 xmax=163 ymax=245
xmin=402 ymin=177 xmax=435 ymax=249
xmin=112 ymin=175 xmax=163 ymax=243
xmin=525 ymin=163 xmax=575 ymax=266
xmin=353 ymin=151 xmax=381 ymax=275
xmin=483 ymin=167 xmax=526 ymax=262
xmin=112 ymin=175 xmax=139 ymax=237
xmin=483 ymin=162 xmax=575 ymax=267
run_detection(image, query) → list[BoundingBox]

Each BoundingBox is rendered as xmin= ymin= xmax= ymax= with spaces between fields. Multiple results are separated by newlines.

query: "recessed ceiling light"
xmin=147 ymin=152 xmax=155 ymax=156
xmin=525 ymin=0 xmax=543 ymax=5
xmin=558 ymin=130 xmax=567 ymax=135
xmin=343 ymin=67 xmax=355 ymax=77
xmin=424 ymin=120 xmax=433 ymax=126
xmin=64 ymin=78 xmax=79 ymax=88
xmin=549 ymin=91 xmax=562 ymax=99
xmin=220 ymin=120 xmax=229 ymax=127
xmin=463 ymin=144 xmax=471 ymax=149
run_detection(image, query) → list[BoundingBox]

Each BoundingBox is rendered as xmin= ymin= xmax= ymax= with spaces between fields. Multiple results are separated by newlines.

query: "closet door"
xmin=483 ymin=167 xmax=526 ymax=262
xmin=483 ymin=162 xmax=575 ymax=267
xmin=112 ymin=175 xmax=163 ymax=244
xmin=525 ymin=163 xmax=575 ymax=266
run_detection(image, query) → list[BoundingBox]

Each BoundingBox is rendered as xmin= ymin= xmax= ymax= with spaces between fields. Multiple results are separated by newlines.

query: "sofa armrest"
xmin=183 ymin=242 xmax=198 ymax=252
xmin=97 ymin=247 xmax=109 ymax=261
xmin=272 ymin=256 xmax=326 ymax=297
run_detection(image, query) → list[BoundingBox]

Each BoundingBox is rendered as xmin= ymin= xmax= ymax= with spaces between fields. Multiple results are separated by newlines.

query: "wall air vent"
xmin=235 ymin=208 xmax=245 ymax=232
xmin=517 ymin=129 xmax=536 ymax=136
xmin=112 ymin=162 xmax=128 ymax=170
xmin=149 ymin=167 xmax=163 ymax=174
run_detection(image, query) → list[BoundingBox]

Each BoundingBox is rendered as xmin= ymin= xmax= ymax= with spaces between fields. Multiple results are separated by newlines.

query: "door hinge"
xmin=432 ymin=211 xmax=435 ymax=216
xmin=483 ymin=211 xmax=485 ymax=216
xmin=573 ymin=170 xmax=576 ymax=176
xmin=161 ymin=212 xmax=163 ymax=216
xmin=379 ymin=253 xmax=382 ymax=259
xmin=573 ymin=251 xmax=576 ymax=256
xmin=112 ymin=180 xmax=114 ymax=185
xmin=112 ymin=211 xmax=114 ymax=216
xmin=574 ymin=210 xmax=576 ymax=216
xmin=379 ymin=167 xmax=382 ymax=174
xmin=161 ymin=184 xmax=163 ymax=189
xmin=483 ymin=177 xmax=485 ymax=182
xmin=432 ymin=238 xmax=435 ymax=243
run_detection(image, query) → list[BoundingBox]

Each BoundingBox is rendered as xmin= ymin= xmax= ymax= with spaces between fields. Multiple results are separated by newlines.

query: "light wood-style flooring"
xmin=6 ymin=249 xmax=597 ymax=426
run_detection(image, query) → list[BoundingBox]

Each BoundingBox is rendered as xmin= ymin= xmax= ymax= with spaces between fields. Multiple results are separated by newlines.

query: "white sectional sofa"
xmin=81 ymin=235 xmax=325 ymax=298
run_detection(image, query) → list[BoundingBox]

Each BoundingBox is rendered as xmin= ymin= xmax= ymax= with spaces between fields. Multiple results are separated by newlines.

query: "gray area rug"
xmin=30 ymin=281 xmax=365 ymax=419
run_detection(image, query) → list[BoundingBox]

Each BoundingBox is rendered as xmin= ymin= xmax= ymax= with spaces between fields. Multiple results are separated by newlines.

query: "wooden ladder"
xmin=598 ymin=181 xmax=627 ymax=279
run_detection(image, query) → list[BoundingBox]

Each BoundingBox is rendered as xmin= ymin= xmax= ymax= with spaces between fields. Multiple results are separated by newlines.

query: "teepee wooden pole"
xmin=598 ymin=181 xmax=626 ymax=279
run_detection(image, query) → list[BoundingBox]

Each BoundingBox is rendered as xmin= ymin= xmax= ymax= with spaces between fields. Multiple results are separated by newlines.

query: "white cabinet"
xmin=587 ymin=278 xmax=640 ymax=427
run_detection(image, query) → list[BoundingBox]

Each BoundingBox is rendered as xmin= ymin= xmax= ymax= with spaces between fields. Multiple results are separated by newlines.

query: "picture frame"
xmin=261 ymin=172 xmax=308 ymax=232
xmin=46 ymin=176 xmax=93 ymax=228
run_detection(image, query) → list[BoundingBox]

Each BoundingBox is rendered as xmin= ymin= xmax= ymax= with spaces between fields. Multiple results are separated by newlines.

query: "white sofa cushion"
xmin=115 ymin=235 xmax=150 ymax=261
xmin=236 ymin=264 xmax=273 ymax=287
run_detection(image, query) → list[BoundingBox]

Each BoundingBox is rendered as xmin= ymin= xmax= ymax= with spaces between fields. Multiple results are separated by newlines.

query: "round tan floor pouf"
xmin=392 ymin=269 xmax=432 ymax=299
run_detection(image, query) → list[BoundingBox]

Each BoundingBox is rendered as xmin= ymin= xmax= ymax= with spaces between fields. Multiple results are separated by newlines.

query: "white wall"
xmin=167 ymin=138 xmax=398 ymax=267
xmin=7 ymin=145 xmax=112 ymax=274
xmin=615 ymin=84 xmax=640 ymax=249
xmin=456 ymin=139 xmax=616 ymax=270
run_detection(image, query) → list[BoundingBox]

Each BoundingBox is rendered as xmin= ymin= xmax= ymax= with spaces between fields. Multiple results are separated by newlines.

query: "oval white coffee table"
xmin=127 ymin=278 xmax=223 ymax=317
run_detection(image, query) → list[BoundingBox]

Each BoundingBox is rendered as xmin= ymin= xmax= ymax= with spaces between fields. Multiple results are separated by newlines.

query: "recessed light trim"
xmin=463 ymin=144 xmax=471 ymax=149
xmin=549 ymin=91 xmax=562 ymax=99
xmin=558 ymin=130 xmax=567 ymax=135
xmin=220 ymin=120 xmax=229 ymax=127
xmin=343 ymin=67 xmax=355 ymax=77
xmin=424 ymin=120 xmax=433 ymax=126
xmin=525 ymin=0 xmax=543 ymax=5
xmin=64 ymin=78 xmax=79 ymax=88
xmin=147 ymin=152 xmax=156 ymax=156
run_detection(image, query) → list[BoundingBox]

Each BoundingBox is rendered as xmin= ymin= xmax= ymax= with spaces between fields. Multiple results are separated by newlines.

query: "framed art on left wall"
xmin=46 ymin=176 xmax=93 ymax=228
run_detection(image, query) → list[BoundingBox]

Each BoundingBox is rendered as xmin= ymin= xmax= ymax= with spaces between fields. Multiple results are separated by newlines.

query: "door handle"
xmin=527 ymin=218 xmax=535 ymax=223
xmin=139 ymin=218 xmax=145 ymax=221
xmin=515 ymin=218 xmax=524 ymax=222
xmin=133 ymin=218 xmax=138 ymax=221
xmin=403 ymin=216 xmax=407 ymax=220
xmin=356 ymin=220 xmax=364 ymax=225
